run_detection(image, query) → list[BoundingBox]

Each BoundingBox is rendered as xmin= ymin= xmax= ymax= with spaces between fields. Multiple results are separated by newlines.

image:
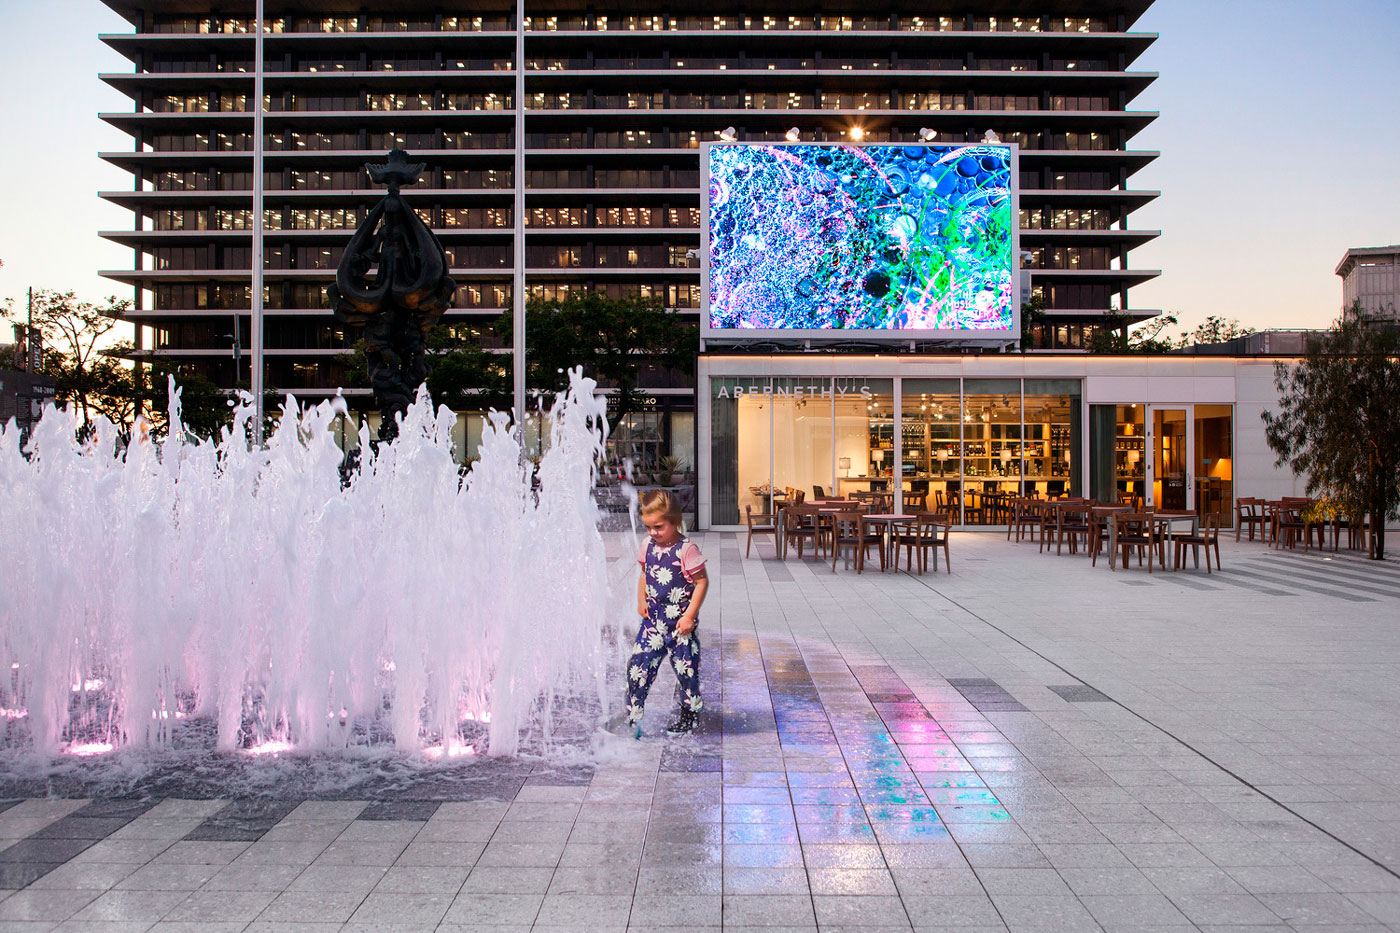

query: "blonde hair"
xmin=639 ymin=489 xmax=682 ymax=526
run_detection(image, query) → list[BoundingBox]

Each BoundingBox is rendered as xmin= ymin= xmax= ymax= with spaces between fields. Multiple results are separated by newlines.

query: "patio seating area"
xmin=746 ymin=496 xmax=955 ymax=575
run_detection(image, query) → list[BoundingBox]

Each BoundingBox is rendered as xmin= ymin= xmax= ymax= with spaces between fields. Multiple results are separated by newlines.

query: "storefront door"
xmin=1147 ymin=406 xmax=1193 ymax=511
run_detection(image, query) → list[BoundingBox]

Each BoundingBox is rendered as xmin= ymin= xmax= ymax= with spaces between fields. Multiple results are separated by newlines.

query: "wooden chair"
xmin=1235 ymin=497 xmax=1266 ymax=542
xmin=744 ymin=504 xmax=777 ymax=558
xmin=781 ymin=504 xmax=823 ymax=561
xmin=1037 ymin=499 xmax=1061 ymax=553
xmin=1054 ymin=499 xmax=1092 ymax=555
xmin=894 ymin=511 xmax=952 ymax=574
xmin=1110 ymin=511 xmax=1164 ymax=572
xmin=1331 ymin=512 xmax=1369 ymax=552
xmin=1174 ymin=514 xmax=1222 ymax=572
xmin=830 ymin=509 xmax=884 ymax=573
xmin=1088 ymin=510 xmax=1114 ymax=567
xmin=1007 ymin=497 xmax=1039 ymax=543
xmin=813 ymin=485 xmax=826 ymax=499
xmin=1274 ymin=502 xmax=1307 ymax=550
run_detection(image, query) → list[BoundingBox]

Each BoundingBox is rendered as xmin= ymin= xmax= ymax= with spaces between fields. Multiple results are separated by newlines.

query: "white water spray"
xmin=0 ymin=369 xmax=621 ymax=759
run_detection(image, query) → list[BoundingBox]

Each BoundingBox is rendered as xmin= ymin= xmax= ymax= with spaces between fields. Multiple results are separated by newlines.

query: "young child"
xmin=626 ymin=489 xmax=708 ymax=736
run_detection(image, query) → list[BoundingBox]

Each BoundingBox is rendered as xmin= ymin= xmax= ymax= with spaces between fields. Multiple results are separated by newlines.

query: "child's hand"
xmin=677 ymin=615 xmax=696 ymax=636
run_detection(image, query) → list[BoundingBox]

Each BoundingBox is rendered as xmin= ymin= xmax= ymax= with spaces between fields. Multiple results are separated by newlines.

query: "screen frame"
xmin=700 ymin=140 xmax=1021 ymax=344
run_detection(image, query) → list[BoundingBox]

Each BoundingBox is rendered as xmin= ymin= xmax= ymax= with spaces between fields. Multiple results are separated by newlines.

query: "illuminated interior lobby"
xmin=696 ymin=353 xmax=1303 ymax=530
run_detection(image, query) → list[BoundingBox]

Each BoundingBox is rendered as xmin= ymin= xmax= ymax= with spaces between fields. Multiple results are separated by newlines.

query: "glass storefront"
xmin=901 ymin=380 xmax=961 ymax=513
xmin=712 ymin=375 xmax=1082 ymax=525
xmin=1090 ymin=404 xmax=1146 ymax=506
xmin=1194 ymin=404 xmax=1233 ymax=526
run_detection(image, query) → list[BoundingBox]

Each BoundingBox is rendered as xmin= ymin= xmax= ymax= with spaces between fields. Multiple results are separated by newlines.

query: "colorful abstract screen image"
xmin=706 ymin=143 xmax=1016 ymax=333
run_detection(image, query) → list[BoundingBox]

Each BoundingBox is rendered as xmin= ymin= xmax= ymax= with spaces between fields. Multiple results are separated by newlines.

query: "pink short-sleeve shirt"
xmin=638 ymin=538 xmax=707 ymax=583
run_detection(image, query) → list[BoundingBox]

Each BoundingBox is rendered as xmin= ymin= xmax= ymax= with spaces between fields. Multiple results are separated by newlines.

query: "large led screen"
xmin=705 ymin=142 xmax=1017 ymax=336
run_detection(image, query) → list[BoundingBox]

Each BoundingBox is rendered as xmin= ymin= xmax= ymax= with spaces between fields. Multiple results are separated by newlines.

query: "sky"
xmin=0 ymin=0 xmax=1396 ymax=337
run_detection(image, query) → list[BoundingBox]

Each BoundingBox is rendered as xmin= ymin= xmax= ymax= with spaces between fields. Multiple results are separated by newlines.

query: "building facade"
xmin=98 ymin=0 xmax=1161 ymax=465
xmin=1337 ymin=245 xmax=1400 ymax=324
xmin=697 ymin=352 xmax=1309 ymax=529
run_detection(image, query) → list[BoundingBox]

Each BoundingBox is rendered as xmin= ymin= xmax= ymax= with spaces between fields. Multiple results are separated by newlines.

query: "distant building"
xmin=0 ymin=369 xmax=58 ymax=436
xmin=96 ymin=0 xmax=1162 ymax=469
xmin=1336 ymin=245 xmax=1400 ymax=323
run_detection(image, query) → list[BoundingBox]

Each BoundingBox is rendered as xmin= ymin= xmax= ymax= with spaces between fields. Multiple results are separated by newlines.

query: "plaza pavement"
xmin=2 ymin=530 xmax=1400 ymax=931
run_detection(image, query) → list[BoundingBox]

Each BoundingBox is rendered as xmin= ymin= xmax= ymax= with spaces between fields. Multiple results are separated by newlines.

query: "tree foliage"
xmin=1 ymin=290 xmax=130 ymax=427
xmin=1262 ymin=312 xmax=1400 ymax=559
xmin=495 ymin=293 xmax=697 ymax=419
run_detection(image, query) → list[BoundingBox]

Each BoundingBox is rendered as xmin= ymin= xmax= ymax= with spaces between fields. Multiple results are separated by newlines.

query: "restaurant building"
xmin=696 ymin=353 xmax=1310 ymax=530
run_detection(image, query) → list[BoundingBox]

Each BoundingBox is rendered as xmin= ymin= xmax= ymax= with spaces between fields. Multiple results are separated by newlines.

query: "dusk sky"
xmin=1 ymin=0 xmax=1396 ymax=337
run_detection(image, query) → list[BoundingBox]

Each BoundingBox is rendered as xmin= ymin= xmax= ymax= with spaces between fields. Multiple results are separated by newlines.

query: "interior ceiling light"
xmin=785 ymin=127 xmax=801 ymax=141
xmin=918 ymin=127 xmax=937 ymax=141
xmin=849 ymin=125 xmax=865 ymax=141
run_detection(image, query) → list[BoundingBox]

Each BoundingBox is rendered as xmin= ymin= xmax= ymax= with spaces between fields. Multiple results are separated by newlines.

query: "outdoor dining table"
xmin=860 ymin=513 xmax=918 ymax=571
xmin=1153 ymin=509 xmax=1200 ymax=534
xmin=1088 ymin=504 xmax=1134 ymax=569
xmin=1102 ymin=509 xmax=1197 ymax=570
xmin=980 ymin=491 xmax=1014 ymax=525
xmin=776 ymin=500 xmax=848 ymax=557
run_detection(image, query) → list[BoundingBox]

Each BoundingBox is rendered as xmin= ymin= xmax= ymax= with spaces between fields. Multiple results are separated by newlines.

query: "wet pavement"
xmin=2 ymin=531 xmax=1400 ymax=930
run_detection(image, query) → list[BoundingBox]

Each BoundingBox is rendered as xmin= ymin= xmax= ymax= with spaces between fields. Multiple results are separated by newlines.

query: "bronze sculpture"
xmin=329 ymin=149 xmax=455 ymax=440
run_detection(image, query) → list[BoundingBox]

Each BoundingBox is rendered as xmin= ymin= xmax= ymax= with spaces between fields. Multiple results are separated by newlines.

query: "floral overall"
xmin=626 ymin=538 xmax=703 ymax=725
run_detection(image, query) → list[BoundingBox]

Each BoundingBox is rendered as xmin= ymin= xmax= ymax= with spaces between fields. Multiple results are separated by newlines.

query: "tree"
xmin=1084 ymin=311 xmax=1179 ymax=354
xmin=423 ymin=324 xmax=509 ymax=412
xmin=0 ymin=289 xmax=133 ymax=430
xmin=1262 ymin=312 xmax=1400 ymax=560
xmin=496 ymin=293 xmax=697 ymax=421
xmin=1019 ymin=294 xmax=1047 ymax=348
xmin=1180 ymin=315 xmax=1249 ymax=347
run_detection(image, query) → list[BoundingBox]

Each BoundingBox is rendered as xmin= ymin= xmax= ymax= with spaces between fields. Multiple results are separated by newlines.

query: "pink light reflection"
xmin=422 ymin=743 xmax=475 ymax=760
xmin=65 ymin=741 xmax=114 ymax=756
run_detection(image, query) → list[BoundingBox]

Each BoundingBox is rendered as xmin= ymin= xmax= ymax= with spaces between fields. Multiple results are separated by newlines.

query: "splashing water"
xmin=0 ymin=369 xmax=624 ymax=761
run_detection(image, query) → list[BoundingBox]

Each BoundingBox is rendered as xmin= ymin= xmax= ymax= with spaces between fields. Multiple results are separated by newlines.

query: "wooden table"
xmin=1150 ymin=510 xmax=1198 ymax=571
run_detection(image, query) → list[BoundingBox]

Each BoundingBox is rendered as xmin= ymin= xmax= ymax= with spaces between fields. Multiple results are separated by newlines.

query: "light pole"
xmin=511 ymin=0 xmax=526 ymax=430
xmin=250 ymin=0 xmax=266 ymax=444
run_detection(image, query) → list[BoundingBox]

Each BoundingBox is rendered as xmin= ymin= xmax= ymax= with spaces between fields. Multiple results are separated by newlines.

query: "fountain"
xmin=0 ymin=369 xmax=625 ymax=764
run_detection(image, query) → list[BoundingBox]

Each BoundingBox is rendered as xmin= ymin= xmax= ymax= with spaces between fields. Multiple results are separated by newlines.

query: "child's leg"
xmin=666 ymin=629 xmax=703 ymax=714
xmin=625 ymin=616 xmax=668 ymax=724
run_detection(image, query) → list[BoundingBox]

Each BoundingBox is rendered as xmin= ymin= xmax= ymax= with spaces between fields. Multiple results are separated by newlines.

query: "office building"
xmin=98 ymin=0 xmax=1161 ymax=466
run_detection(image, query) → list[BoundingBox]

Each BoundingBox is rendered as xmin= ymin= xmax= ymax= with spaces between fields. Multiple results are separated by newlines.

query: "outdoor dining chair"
xmin=1007 ymin=497 xmax=1040 ymax=543
xmin=1109 ymin=511 xmax=1165 ymax=572
xmin=1234 ymin=497 xmax=1267 ymax=542
xmin=743 ymin=504 xmax=777 ymax=558
xmin=830 ymin=509 xmax=885 ymax=573
xmin=894 ymin=511 xmax=952 ymax=574
xmin=1054 ymin=499 xmax=1092 ymax=555
xmin=1274 ymin=501 xmax=1308 ymax=550
xmin=781 ymin=503 xmax=824 ymax=561
xmin=1173 ymin=514 xmax=1222 ymax=572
